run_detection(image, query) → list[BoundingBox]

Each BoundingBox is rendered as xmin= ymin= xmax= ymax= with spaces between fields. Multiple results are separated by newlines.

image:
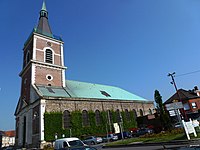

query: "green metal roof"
xmin=36 ymin=80 xmax=149 ymax=102
xmin=65 ymin=80 xmax=148 ymax=101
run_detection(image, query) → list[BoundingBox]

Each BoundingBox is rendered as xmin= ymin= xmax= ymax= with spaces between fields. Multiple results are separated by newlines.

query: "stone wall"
xmin=45 ymin=97 xmax=155 ymax=116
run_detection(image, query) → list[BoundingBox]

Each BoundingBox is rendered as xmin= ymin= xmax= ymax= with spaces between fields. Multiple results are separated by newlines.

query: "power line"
xmin=175 ymin=70 xmax=200 ymax=77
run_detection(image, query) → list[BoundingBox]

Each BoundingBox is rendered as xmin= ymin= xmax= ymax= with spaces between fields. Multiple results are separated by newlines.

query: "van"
xmin=54 ymin=137 xmax=85 ymax=150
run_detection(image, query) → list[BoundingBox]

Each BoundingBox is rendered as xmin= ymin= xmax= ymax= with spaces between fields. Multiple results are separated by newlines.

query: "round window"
xmin=46 ymin=74 xmax=53 ymax=81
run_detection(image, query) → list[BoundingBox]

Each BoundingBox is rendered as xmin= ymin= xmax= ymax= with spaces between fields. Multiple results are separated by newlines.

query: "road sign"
xmin=165 ymin=102 xmax=183 ymax=110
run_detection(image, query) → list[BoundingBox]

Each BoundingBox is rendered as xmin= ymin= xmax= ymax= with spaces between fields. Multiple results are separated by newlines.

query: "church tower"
xmin=15 ymin=1 xmax=66 ymax=148
xmin=19 ymin=1 xmax=66 ymax=104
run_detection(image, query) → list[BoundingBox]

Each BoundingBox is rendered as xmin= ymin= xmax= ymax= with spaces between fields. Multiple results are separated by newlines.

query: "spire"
xmin=41 ymin=1 xmax=47 ymax=12
xmin=36 ymin=0 xmax=53 ymax=37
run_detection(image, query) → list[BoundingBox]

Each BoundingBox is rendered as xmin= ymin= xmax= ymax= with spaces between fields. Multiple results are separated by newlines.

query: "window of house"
xmin=191 ymin=102 xmax=197 ymax=109
xmin=63 ymin=110 xmax=71 ymax=129
xmin=82 ymin=110 xmax=89 ymax=126
xmin=95 ymin=110 xmax=101 ymax=126
xmin=45 ymin=49 xmax=53 ymax=64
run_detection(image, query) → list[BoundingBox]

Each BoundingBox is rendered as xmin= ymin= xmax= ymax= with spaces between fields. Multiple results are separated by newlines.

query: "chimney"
xmin=194 ymin=86 xmax=200 ymax=96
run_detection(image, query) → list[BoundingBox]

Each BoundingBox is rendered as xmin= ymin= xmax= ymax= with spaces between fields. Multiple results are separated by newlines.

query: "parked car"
xmin=82 ymin=136 xmax=102 ymax=145
xmin=102 ymin=134 xmax=118 ymax=142
xmin=54 ymin=137 xmax=86 ymax=150
xmin=64 ymin=146 xmax=97 ymax=150
xmin=116 ymin=131 xmax=132 ymax=140
xmin=132 ymin=128 xmax=154 ymax=137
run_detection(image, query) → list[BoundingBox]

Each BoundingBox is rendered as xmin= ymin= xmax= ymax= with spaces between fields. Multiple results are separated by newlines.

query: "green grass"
xmin=105 ymin=128 xmax=200 ymax=146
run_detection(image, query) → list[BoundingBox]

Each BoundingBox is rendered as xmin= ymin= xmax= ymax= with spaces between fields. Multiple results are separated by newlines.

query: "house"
xmin=0 ymin=130 xmax=15 ymax=148
xmin=164 ymin=86 xmax=200 ymax=120
xmin=14 ymin=1 xmax=155 ymax=149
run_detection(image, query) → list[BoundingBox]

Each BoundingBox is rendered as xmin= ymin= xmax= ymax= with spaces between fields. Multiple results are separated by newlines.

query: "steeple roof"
xmin=24 ymin=1 xmax=63 ymax=46
xmin=36 ymin=1 xmax=53 ymax=37
xmin=41 ymin=1 xmax=47 ymax=11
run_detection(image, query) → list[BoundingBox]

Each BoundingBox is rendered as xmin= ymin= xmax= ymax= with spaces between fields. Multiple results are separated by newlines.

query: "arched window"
xmin=125 ymin=109 xmax=130 ymax=122
xmin=26 ymin=51 xmax=30 ymax=65
xmin=63 ymin=110 xmax=71 ymax=129
xmin=95 ymin=110 xmax=101 ymax=126
xmin=107 ymin=110 xmax=113 ymax=125
xmin=82 ymin=110 xmax=89 ymax=126
xmin=45 ymin=49 xmax=53 ymax=64
xmin=116 ymin=109 xmax=121 ymax=123
xmin=139 ymin=109 xmax=143 ymax=116
xmin=149 ymin=109 xmax=152 ymax=115
xmin=133 ymin=109 xmax=137 ymax=119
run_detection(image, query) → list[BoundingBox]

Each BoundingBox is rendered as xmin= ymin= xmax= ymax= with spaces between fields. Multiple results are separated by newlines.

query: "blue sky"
xmin=1 ymin=0 xmax=200 ymax=130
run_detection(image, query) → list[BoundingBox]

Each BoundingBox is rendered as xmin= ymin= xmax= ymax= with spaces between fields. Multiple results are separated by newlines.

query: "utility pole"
xmin=168 ymin=72 xmax=178 ymax=91
xmin=168 ymin=72 xmax=187 ymax=120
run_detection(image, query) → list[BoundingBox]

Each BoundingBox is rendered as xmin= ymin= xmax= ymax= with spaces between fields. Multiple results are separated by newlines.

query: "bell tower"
xmin=19 ymin=1 xmax=66 ymax=104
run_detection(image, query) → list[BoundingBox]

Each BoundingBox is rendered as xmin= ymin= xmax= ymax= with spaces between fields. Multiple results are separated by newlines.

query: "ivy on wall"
xmin=44 ymin=110 xmax=137 ymax=141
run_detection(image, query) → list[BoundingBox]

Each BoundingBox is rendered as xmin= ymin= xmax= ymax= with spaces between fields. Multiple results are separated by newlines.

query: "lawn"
xmin=105 ymin=128 xmax=200 ymax=146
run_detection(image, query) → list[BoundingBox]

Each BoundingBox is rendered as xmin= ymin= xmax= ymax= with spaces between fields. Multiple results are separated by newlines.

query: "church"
xmin=15 ymin=1 xmax=155 ymax=149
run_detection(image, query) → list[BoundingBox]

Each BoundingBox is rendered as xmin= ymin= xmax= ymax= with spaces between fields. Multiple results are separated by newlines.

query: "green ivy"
xmin=44 ymin=110 xmax=137 ymax=141
xmin=44 ymin=112 xmax=63 ymax=141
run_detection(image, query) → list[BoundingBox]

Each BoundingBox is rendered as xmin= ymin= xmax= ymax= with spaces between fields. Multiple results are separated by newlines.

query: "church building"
xmin=15 ymin=1 xmax=154 ymax=149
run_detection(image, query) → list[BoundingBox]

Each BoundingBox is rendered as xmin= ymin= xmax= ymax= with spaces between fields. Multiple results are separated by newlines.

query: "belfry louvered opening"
xmin=45 ymin=49 xmax=53 ymax=63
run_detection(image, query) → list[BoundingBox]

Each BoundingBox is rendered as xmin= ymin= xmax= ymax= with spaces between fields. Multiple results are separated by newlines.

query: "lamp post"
xmin=119 ymin=113 xmax=124 ymax=140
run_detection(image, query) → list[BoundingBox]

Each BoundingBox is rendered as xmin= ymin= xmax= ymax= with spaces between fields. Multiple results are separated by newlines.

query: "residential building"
xmin=164 ymin=87 xmax=200 ymax=120
xmin=0 ymin=130 xmax=15 ymax=148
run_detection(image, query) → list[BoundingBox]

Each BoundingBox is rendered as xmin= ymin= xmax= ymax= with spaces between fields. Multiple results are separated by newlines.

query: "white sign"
xmin=185 ymin=122 xmax=194 ymax=134
xmin=182 ymin=119 xmax=197 ymax=140
xmin=166 ymin=102 xmax=183 ymax=110
xmin=113 ymin=123 xmax=120 ymax=134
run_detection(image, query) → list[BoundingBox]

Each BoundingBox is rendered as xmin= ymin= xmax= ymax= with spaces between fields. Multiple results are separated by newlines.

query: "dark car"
xmin=132 ymin=128 xmax=154 ymax=137
xmin=82 ymin=136 xmax=102 ymax=145
xmin=116 ymin=131 xmax=132 ymax=140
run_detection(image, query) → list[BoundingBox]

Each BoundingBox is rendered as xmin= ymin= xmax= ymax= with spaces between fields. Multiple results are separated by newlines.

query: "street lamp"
xmin=119 ymin=113 xmax=124 ymax=140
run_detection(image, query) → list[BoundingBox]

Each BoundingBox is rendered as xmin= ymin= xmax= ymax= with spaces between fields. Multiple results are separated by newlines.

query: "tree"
xmin=154 ymin=90 xmax=171 ymax=130
xmin=154 ymin=90 xmax=164 ymax=115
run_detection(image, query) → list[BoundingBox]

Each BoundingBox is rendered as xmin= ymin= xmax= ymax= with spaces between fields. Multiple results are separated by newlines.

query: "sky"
xmin=1 ymin=0 xmax=200 ymax=130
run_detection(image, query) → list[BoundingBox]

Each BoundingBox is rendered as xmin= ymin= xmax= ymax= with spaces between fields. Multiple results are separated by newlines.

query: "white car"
xmin=54 ymin=137 xmax=85 ymax=150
